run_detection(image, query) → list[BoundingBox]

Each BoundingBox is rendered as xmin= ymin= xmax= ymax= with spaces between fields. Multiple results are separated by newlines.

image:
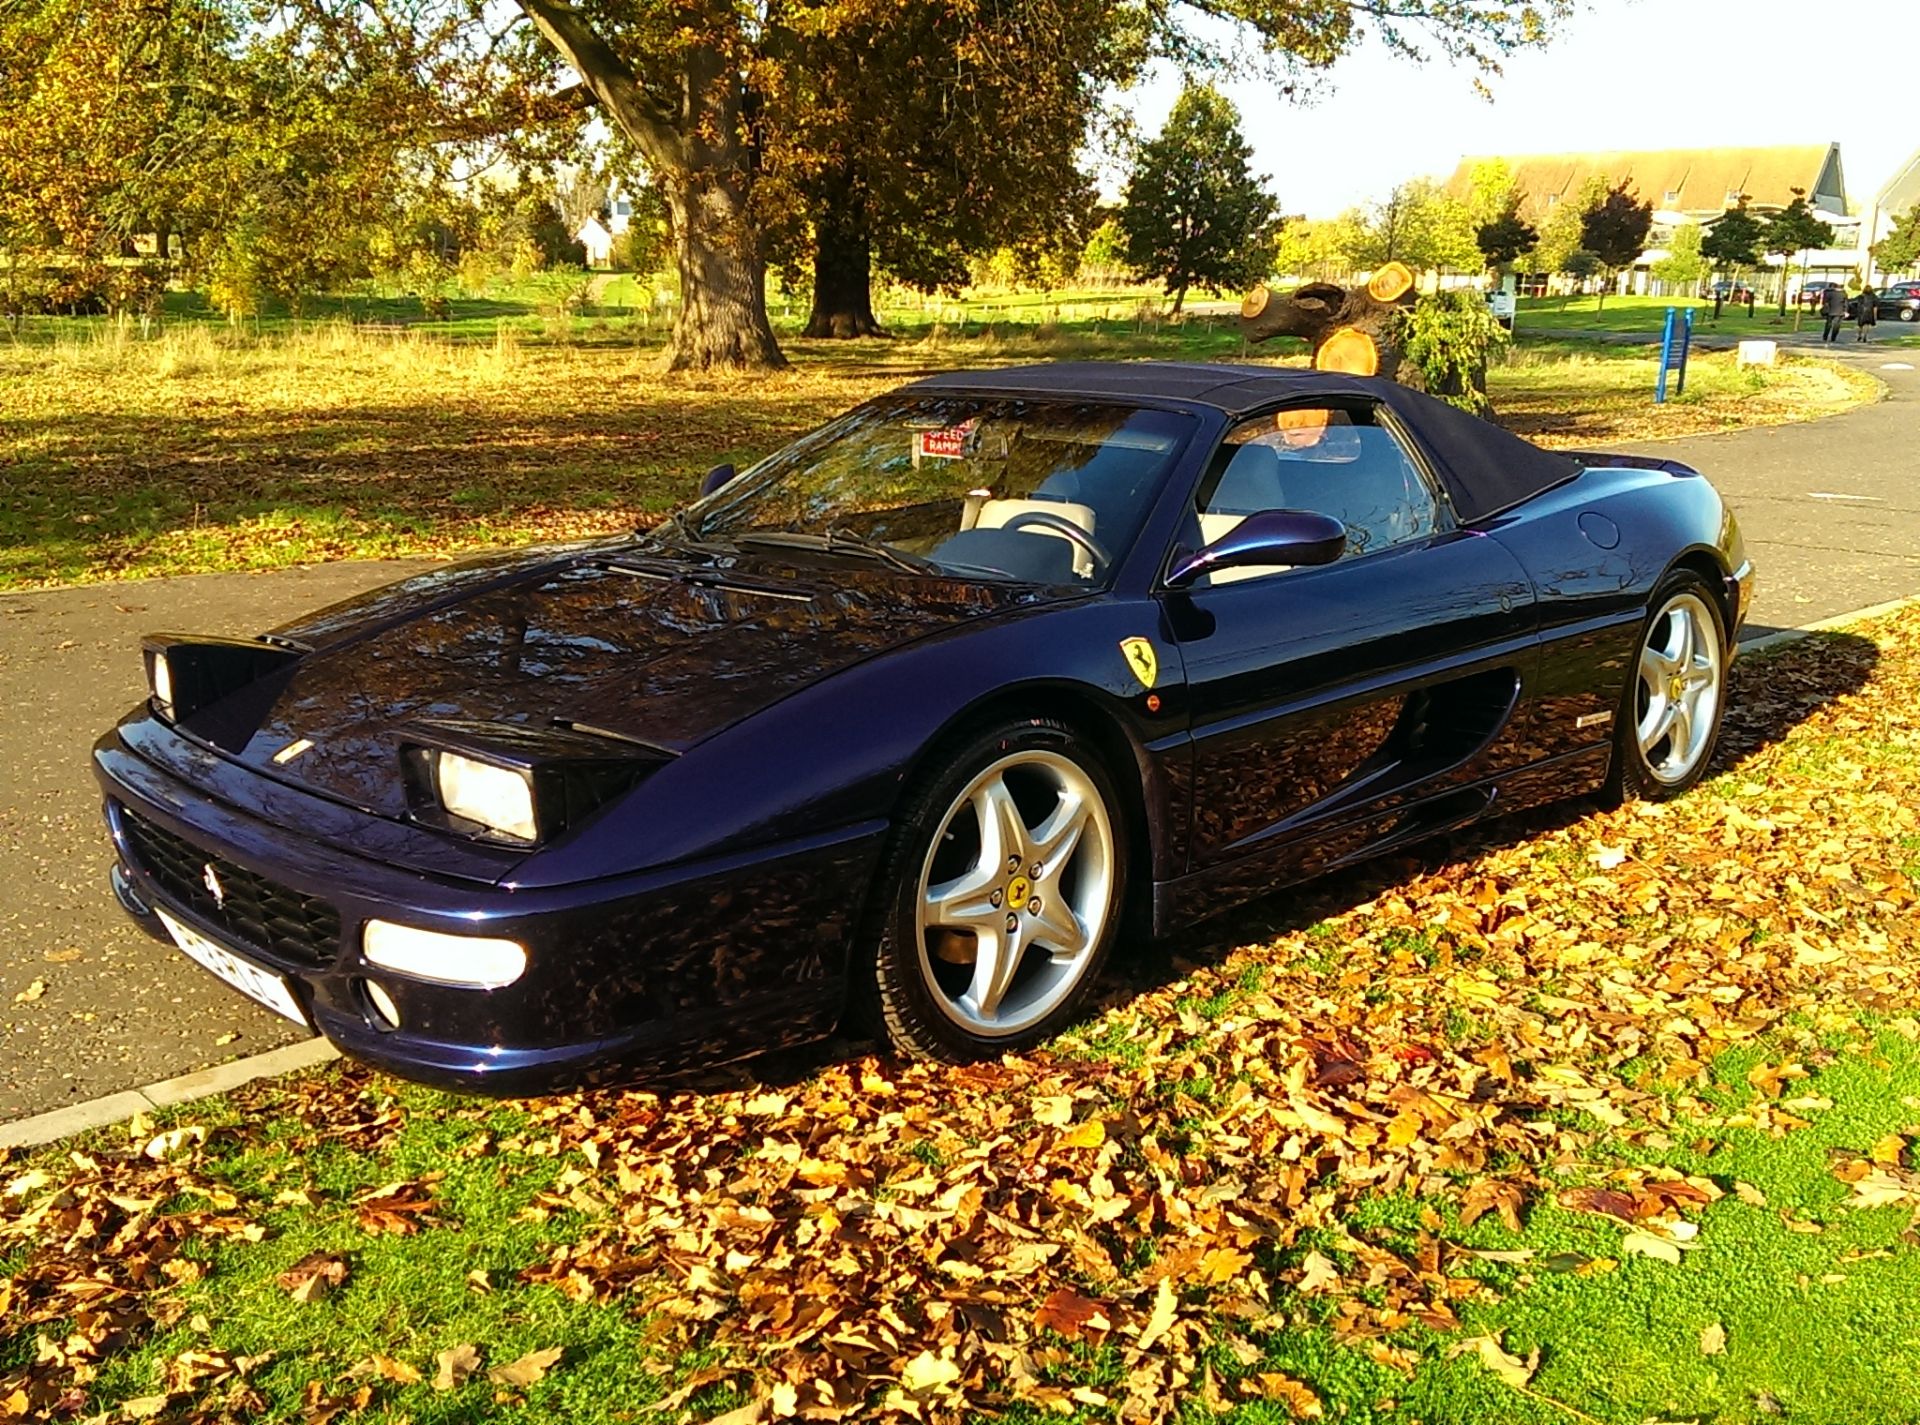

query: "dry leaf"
xmin=276 ymin=1253 xmax=349 ymax=1303
xmin=1620 ymin=1230 xmax=1686 ymax=1265
xmin=433 ymin=1343 xmax=481 ymax=1392
xmin=899 ymin=1349 xmax=961 ymax=1394
xmin=1256 ymin=1371 xmax=1323 ymax=1417
xmin=488 ymin=1346 xmax=562 ymax=1387
xmin=1701 ymin=1322 xmax=1727 ymax=1355
xmin=1451 ymin=1335 xmax=1538 ymax=1389
xmin=1135 ymin=1278 xmax=1177 ymax=1353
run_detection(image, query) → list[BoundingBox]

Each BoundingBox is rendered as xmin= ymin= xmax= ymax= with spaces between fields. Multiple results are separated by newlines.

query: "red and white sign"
xmin=914 ymin=420 xmax=976 ymax=461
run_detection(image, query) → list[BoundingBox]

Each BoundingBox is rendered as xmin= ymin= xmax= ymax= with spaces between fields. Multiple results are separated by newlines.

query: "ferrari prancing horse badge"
xmin=1119 ymin=637 xmax=1158 ymax=690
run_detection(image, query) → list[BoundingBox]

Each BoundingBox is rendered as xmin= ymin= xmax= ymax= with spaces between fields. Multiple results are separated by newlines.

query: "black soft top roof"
xmin=904 ymin=361 xmax=1583 ymax=523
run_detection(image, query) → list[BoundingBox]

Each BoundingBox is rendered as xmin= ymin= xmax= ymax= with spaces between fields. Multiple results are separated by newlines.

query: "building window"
xmin=614 ymin=200 xmax=632 ymax=216
xmin=1663 ymin=189 xmax=1681 ymax=205
xmin=1546 ymin=194 xmax=1558 ymax=208
xmin=1725 ymin=189 xmax=1743 ymax=204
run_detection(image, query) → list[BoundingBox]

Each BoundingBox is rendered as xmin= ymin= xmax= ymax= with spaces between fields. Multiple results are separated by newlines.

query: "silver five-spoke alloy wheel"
xmin=1635 ymin=590 xmax=1723 ymax=785
xmin=915 ymin=749 xmax=1116 ymax=1036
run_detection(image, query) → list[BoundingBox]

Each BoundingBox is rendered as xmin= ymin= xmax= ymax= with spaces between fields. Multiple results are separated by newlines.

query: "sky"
xmin=1114 ymin=0 xmax=1915 ymax=219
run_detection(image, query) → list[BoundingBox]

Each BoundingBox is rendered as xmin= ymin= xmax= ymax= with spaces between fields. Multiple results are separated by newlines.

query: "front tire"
xmin=862 ymin=718 xmax=1129 ymax=1062
xmin=1604 ymin=572 xmax=1729 ymax=802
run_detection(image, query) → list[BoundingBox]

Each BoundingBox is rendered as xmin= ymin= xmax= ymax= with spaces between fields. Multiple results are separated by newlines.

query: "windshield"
xmin=677 ymin=397 xmax=1196 ymax=585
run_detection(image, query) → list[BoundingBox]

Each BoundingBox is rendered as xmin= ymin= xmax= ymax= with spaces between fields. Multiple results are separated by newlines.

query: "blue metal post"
xmin=1656 ymin=307 xmax=1677 ymax=404
xmin=1675 ymin=307 xmax=1695 ymax=396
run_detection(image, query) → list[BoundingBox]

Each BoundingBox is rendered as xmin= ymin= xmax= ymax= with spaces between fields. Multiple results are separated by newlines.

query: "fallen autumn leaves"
xmin=3 ymin=607 xmax=1919 ymax=1423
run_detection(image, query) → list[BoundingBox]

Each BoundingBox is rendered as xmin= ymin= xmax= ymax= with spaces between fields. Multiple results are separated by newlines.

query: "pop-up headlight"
xmin=141 ymin=635 xmax=301 ymax=724
xmin=432 ymin=751 xmax=539 ymax=844
xmin=399 ymin=721 xmax=664 ymax=847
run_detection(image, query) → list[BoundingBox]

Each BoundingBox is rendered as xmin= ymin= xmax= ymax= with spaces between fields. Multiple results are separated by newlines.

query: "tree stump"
xmin=1239 ymin=261 xmax=1422 ymax=389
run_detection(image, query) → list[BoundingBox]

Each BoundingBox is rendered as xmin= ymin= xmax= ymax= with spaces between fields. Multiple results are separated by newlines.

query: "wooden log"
xmin=1314 ymin=326 xmax=1380 ymax=376
xmin=1238 ymin=274 xmax=1421 ymax=389
xmin=1367 ymin=261 xmax=1415 ymax=302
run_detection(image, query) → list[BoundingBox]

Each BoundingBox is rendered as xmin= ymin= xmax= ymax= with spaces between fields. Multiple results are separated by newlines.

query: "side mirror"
xmin=1164 ymin=509 xmax=1347 ymax=590
xmin=699 ymin=462 xmax=736 ymax=497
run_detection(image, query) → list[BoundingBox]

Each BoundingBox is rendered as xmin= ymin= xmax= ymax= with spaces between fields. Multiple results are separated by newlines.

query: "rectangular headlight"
xmin=363 ymin=919 xmax=527 ymax=988
xmin=434 ymin=751 xmax=537 ymax=842
xmin=149 ymin=650 xmax=174 ymax=716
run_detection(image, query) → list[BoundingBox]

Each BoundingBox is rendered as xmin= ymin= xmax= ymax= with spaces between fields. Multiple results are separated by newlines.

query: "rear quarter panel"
xmin=1483 ymin=463 xmax=1740 ymax=761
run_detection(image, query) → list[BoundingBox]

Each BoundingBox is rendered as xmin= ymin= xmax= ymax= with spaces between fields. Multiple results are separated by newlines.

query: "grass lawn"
xmin=1517 ymin=293 xmax=1920 ymax=346
xmin=4 ymin=602 xmax=1919 ymax=1424
xmin=0 ymin=311 xmax=1879 ymax=591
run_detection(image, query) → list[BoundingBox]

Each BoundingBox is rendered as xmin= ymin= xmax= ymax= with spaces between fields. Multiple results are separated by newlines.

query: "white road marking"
xmin=1879 ymin=362 xmax=1915 ymax=370
xmin=1806 ymin=492 xmax=1887 ymax=503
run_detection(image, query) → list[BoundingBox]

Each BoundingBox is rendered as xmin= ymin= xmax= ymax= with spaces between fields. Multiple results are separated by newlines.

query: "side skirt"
xmin=1148 ymin=743 xmax=1611 ymax=935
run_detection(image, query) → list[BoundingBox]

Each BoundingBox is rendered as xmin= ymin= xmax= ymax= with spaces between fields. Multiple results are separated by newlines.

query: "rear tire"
xmin=859 ymin=717 xmax=1129 ymax=1062
xmin=1603 ymin=570 xmax=1729 ymax=803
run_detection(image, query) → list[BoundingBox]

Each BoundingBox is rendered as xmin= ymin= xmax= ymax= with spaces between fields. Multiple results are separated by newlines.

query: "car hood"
xmin=210 ymin=546 xmax=1033 ymax=818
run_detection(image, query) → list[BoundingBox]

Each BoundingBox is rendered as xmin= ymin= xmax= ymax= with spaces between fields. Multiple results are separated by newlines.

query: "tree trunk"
xmin=515 ymin=0 xmax=786 ymax=373
xmin=1171 ymin=280 xmax=1188 ymax=315
xmin=802 ymin=174 xmax=886 ymax=338
xmin=662 ymin=169 xmax=786 ymax=372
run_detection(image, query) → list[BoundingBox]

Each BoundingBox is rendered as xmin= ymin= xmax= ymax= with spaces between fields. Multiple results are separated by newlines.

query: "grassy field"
xmin=1517 ymin=293 xmax=1920 ymax=345
xmin=0 ymin=314 xmax=1879 ymax=591
xmin=4 ymin=603 xmax=1919 ymax=1424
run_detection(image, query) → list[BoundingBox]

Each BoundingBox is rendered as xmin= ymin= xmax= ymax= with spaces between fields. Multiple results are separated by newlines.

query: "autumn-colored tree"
xmin=1352 ymin=180 xmax=1478 ymax=275
xmin=1577 ymin=180 xmax=1652 ymax=310
xmin=1119 ymin=86 xmax=1278 ymax=313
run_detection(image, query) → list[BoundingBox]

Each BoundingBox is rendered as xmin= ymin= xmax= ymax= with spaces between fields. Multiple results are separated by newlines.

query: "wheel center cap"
xmin=1006 ymin=875 xmax=1031 ymax=911
xmin=1669 ymin=675 xmax=1685 ymax=700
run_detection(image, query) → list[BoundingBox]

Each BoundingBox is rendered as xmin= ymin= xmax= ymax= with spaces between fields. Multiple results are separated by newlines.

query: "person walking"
xmin=1820 ymin=283 xmax=1848 ymax=343
xmin=1855 ymin=286 xmax=1878 ymax=343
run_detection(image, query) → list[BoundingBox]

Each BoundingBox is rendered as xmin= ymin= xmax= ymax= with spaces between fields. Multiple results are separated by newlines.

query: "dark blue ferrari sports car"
xmin=95 ymin=362 xmax=1752 ymax=1091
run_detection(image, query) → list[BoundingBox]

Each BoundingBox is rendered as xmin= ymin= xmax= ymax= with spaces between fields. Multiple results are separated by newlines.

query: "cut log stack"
xmin=1238 ymin=261 xmax=1422 ymax=389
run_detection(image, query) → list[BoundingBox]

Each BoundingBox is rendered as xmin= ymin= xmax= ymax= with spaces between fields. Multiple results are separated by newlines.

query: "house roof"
xmin=1446 ymin=145 xmax=1846 ymax=219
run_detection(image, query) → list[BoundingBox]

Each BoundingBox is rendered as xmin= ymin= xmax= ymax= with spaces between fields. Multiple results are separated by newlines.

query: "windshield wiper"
xmin=824 ymin=526 xmax=942 ymax=576
xmin=641 ymin=509 xmax=702 ymax=546
xmin=734 ymin=529 xmax=940 ymax=577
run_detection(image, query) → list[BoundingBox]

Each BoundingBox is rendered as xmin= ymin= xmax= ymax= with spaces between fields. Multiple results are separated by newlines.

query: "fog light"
xmin=362 ymin=919 xmax=526 ymax=989
xmin=363 ymin=978 xmax=402 ymax=1030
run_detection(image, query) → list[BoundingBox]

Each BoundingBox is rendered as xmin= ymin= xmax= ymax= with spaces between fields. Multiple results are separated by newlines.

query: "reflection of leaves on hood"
xmin=3 ymin=611 xmax=1919 ymax=1418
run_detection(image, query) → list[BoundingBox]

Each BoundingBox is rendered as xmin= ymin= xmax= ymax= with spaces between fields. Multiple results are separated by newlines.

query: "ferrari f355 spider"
xmin=96 ymin=362 xmax=1751 ymax=1090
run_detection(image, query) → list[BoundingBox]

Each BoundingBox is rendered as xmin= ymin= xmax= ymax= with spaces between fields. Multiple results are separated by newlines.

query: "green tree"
xmin=1701 ymin=198 xmax=1765 ymax=297
xmin=1353 ymin=180 xmax=1477 ymax=273
xmin=1274 ymin=214 xmax=1366 ymax=282
xmin=1650 ymin=221 xmax=1705 ymax=293
xmin=1761 ymin=188 xmax=1836 ymax=313
xmin=1577 ymin=180 xmax=1652 ymax=310
xmin=1872 ymin=203 xmax=1920 ymax=275
xmin=1119 ymin=85 xmax=1278 ymax=313
xmin=1475 ymin=194 xmax=1538 ymax=274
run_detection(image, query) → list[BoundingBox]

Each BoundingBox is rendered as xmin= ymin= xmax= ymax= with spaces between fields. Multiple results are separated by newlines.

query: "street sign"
xmin=1655 ymin=306 xmax=1694 ymax=404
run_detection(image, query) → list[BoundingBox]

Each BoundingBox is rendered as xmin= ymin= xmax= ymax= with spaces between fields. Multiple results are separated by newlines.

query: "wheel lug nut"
xmin=1029 ymin=862 xmax=1043 ymax=879
xmin=989 ymin=889 xmax=1003 ymax=908
xmin=1027 ymin=896 xmax=1043 ymax=916
xmin=1007 ymin=855 xmax=1022 ymax=873
xmin=1005 ymin=913 xmax=1020 ymax=934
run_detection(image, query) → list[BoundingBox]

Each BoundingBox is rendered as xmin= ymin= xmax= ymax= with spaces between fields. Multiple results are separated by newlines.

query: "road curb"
xmin=0 ymin=1036 xmax=338 ymax=1152
xmin=1737 ymin=592 xmax=1920 ymax=655
xmin=2 ymin=593 xmax=1916 ymax=1156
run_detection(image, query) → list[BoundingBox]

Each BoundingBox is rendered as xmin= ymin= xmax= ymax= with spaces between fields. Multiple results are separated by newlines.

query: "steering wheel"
xmin=1001 ymin=510 xmax=1113 ymax=578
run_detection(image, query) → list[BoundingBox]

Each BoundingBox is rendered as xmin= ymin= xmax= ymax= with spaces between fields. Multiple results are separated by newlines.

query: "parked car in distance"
xmin=1875 ymin=281 xmax=1920 ymax=322
xmin=1709 ymin=280 xmax=1756 ymax=303
xmin=1797 ymin=280 xmax=1846 ymax=309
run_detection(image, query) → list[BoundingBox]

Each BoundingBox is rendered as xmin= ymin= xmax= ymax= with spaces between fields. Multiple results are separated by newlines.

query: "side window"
xmin=1192 ymin=404 xmax=1442 ymax=582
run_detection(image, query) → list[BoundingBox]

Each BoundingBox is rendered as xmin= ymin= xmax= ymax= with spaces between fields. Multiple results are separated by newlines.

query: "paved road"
xmin=0 ymin=562 xmax=431 ymax=1117
xmin=1614 ymin=340 xmax=1920 ymax=637
xmin=1 ymin=349 xmax=1915 ymax=1121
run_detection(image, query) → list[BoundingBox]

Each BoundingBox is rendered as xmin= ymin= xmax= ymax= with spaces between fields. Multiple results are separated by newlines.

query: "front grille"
xmin=118 ymin=806 xmax=342 ymax=968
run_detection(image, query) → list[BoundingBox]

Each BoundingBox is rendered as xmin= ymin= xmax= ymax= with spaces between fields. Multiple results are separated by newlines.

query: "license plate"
xmin=158 ymin=908 xmax=311 ymax=1028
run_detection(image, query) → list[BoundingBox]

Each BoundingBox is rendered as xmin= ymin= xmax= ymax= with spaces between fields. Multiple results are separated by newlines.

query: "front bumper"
xmin=97 ymin=733 xmax=884 ymax=1094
